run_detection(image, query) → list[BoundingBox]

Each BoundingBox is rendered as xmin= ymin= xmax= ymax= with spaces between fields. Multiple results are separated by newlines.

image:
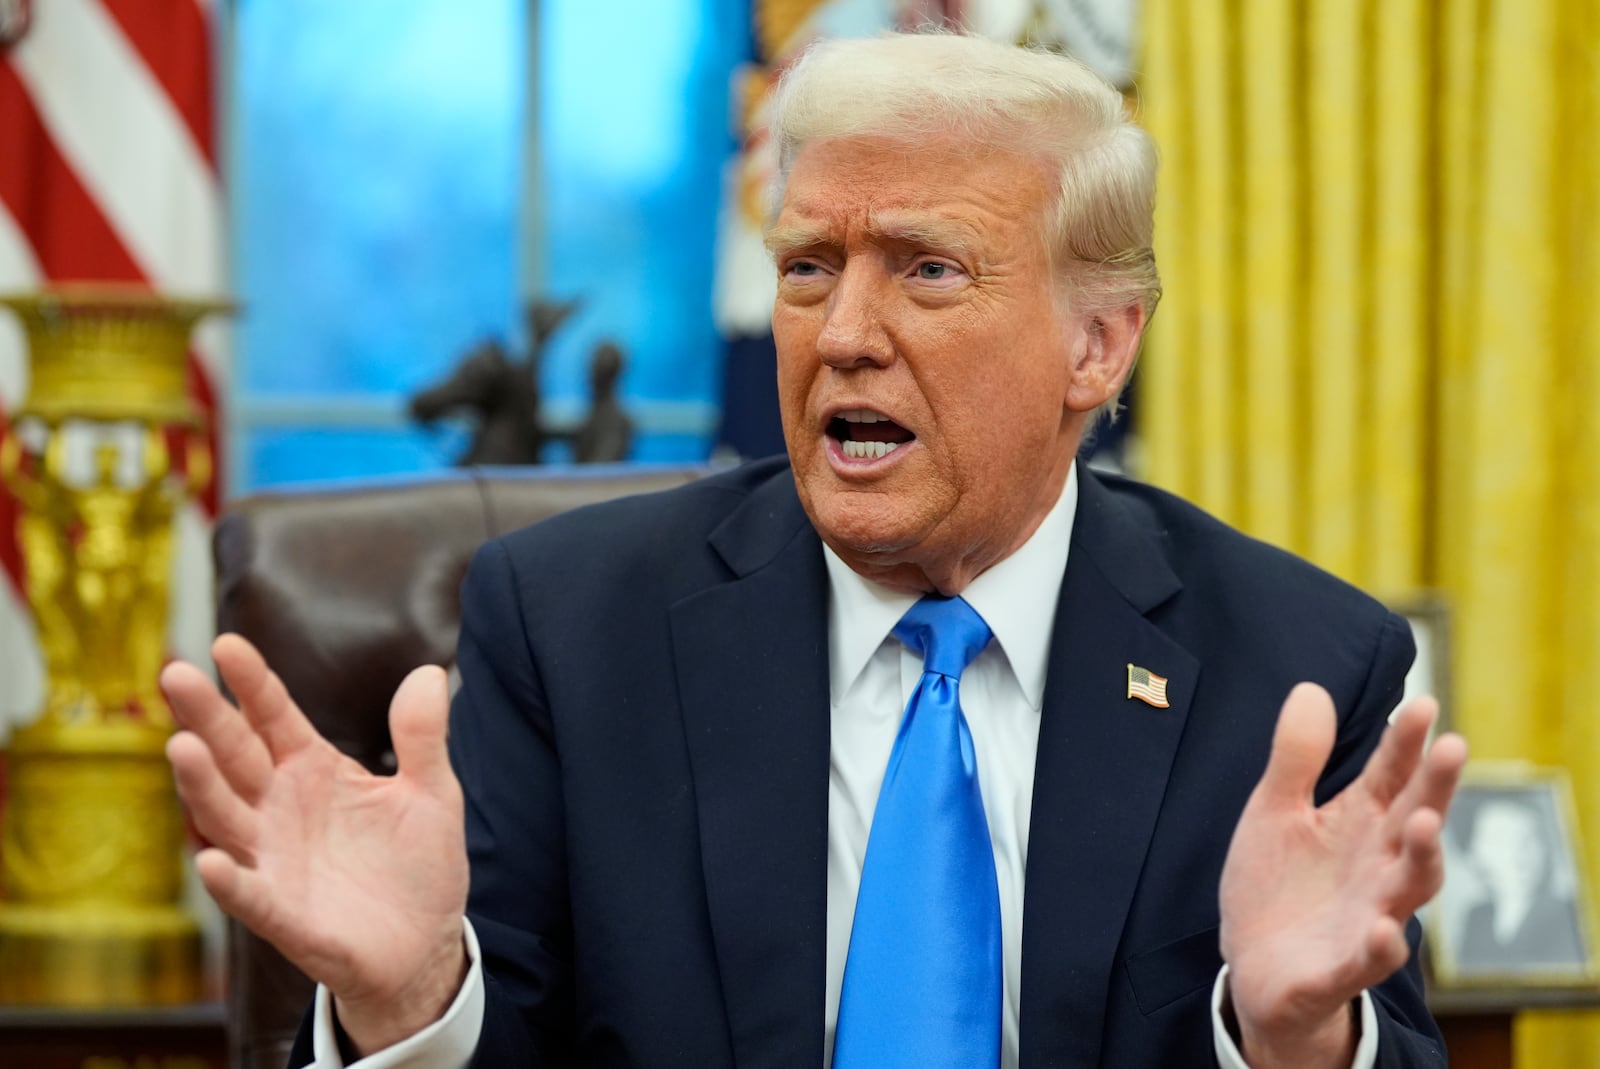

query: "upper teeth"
xmin=838 ymin=409 xmax=888 ymax=423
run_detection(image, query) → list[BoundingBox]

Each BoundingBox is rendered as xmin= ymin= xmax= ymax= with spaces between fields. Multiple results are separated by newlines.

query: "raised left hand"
xmin=1219 ymin=683 xmax=1468 ymax=1069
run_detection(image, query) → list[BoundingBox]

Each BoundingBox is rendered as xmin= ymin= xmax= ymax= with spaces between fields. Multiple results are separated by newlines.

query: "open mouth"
xmin=827 ymin=408 xmax=916 ymax=460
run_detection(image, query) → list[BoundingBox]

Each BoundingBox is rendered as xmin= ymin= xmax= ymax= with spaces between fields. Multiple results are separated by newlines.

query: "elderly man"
xmin=163 ymin=32 xmax=1465 ymax=1069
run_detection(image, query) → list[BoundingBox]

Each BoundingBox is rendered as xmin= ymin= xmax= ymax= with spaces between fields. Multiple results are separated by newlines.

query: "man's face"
xmin=769 ymin=134 xmax=1129 ymax=593
xmin=1469 ymin=802 xmax=1547 ymax=893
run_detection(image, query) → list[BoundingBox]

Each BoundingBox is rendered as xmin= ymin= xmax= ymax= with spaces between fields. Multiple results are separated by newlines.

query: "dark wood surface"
xmin=0 ymin=1003 xmax=226 ymax=1069
xmin=1432 ymin=985 xmax=1600 ymax=1069
xmin=1439 ymin=1013 xmax=1515 ymax=1069
xmin=0 ymin=987 xmax=1594 ymax=1069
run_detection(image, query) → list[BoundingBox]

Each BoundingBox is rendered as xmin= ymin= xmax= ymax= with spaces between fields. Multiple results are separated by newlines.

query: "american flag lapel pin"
xmin=1126 ymin=663 xmax=1171 ymax=708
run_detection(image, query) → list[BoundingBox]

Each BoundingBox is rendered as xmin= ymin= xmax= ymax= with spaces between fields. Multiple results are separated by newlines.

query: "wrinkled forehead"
xmin=767 ymin=134 xmax=1058 ymax=248
xmin=765 ymin=204 xmax=987 ymax=258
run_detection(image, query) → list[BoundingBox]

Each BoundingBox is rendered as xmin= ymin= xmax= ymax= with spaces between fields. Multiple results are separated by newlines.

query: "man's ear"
xmin=1064 ymin=303 xmax=1147 ymax=413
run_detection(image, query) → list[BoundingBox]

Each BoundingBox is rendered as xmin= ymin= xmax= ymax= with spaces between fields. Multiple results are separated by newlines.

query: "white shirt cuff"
xmin=305 ymin=916 xmax=485 ymax=1069
xmin=1211 ymin=964 xmax=1378 ymax=1069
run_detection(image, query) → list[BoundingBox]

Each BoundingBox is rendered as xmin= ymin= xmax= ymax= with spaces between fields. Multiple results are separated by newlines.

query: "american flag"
xmin=1126 ymin=664 xmax=1171 ymax=708
xmin=0 ymin=0 xmax=224 ymax=734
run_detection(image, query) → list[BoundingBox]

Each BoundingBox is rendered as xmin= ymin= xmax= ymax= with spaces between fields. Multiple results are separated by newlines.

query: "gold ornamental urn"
xmin=0 ymin=285 xmax=227 ymax=1005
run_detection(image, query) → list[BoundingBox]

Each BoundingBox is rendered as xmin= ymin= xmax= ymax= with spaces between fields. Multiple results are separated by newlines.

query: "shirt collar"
xmin=823 ymin=462 xmax=1079 ymax=710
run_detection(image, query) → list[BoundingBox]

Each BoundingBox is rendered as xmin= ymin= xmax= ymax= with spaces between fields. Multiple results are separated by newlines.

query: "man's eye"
xmin=916 ymin=262 xmax=957 ymax=281
xmin=787 ymin=261 xmax=822 ymax=278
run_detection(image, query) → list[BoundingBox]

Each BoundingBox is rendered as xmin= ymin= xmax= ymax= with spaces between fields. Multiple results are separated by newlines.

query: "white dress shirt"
xmin=309 ymin=462 xmax=1379 ymax=1069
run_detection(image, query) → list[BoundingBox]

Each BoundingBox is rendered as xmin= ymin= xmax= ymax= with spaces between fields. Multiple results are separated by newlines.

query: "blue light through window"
xmin=230 ymin=0 xmax=747 ymax=488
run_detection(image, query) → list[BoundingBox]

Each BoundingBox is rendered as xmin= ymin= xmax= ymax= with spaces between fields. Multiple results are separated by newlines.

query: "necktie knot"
xmin=892 ymin=596 xmax=993 ymax=680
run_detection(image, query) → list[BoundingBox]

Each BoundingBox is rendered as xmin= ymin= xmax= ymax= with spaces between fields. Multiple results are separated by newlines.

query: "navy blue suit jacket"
xmin=294 ymin=458 xmax=1447 ymax=1068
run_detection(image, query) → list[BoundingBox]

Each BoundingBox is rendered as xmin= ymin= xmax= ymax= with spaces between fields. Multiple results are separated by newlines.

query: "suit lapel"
xmin=671 ymin=471 xmax=831 ymax=1069
xmin=1019 ymin=469 xmax=1200 ymax=1068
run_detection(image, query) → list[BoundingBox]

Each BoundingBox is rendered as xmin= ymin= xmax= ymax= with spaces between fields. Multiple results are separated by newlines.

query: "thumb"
xmin=389 ymin=665 xmax=455 ymax=796
xmin=1254 ymin=682 xmax=1337 ymax=810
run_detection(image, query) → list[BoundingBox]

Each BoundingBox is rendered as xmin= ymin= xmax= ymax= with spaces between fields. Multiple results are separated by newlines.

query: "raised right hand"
xmin=162 ymin=633 xmax=470 ymax=1055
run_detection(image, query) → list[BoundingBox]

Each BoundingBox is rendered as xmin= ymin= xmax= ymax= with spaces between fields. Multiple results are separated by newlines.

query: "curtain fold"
xmin=1139 ymin=0 xmax=1600 ymax=1061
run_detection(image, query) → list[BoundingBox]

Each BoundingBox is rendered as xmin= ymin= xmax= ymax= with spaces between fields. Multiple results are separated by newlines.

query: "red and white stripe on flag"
xmin=0 ymin=0 xmax=225 ymax=733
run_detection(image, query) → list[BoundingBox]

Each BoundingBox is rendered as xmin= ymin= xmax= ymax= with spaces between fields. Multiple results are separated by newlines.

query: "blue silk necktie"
xmin=833 ymin=596 xmax=1002 ymax=1069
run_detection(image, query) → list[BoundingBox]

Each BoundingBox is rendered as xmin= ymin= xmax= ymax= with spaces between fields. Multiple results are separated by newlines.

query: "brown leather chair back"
xmin=213 ymin=465 xmax=704 ymax=1069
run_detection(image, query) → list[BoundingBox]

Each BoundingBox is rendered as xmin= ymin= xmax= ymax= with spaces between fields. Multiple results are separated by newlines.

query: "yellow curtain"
xmin=1139 ymin=0 xmax=1600 ymax=1063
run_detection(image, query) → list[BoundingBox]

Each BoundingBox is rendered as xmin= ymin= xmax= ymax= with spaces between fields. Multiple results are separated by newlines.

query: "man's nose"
xmin=816 ymin=264 xmax=892 ymax=369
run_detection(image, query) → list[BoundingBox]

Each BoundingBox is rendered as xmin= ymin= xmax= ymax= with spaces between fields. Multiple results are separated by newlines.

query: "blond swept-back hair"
xmin=768 ymin=31 xmax=1161 ymax=323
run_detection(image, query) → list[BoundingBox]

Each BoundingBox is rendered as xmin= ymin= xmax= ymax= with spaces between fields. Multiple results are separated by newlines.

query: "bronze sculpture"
xmin=410 ymin=298 xmax=633 ymax=466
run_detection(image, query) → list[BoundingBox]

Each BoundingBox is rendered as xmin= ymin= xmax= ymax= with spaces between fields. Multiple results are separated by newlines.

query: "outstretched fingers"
xmin=1255 ymin=683 xmax=1339 ymax=811
xmin=1358 ymin=915 xmax=1411 ymax=986
xmin=1372 ymin=723 xmax=1468 ymax=873
xmin=1354 ymin=697 xmax=1437 ymax=807
xmin=167 ymin=730 xmax=261 ymax=860
xmin=389 ymin=665 xmax=458 ymax=799
xmin=212 ymin=633 xmax=322 ymax=763
xmin=160 ymin=658 xmax=274 ymax=802
xmin=1378 ymin=791 xmax=1453 ymax=918
xmin=1397 ymin=730 xmax=1469 ymax=823
xmin=193 ymin=847 xmax=285 ymax=942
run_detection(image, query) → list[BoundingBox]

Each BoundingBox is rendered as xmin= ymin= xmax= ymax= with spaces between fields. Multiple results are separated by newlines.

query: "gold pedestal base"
xmin=0 ymin=903 xmax=202 ymax=1005
xmin=1 ymin=722 xmax=204 ymax=1006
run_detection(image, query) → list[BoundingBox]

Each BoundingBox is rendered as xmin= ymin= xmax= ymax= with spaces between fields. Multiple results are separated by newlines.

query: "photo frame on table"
xmin=1428 ymin=764 xmax=1599 ymax=988
xmin=1387 ymin=592 xmax=1453 ymax=736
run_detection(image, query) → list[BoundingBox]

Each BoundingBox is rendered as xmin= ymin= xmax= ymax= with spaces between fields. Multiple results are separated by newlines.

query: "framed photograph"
xmin=1429 ymin=764 xmax=1600 ymax=987
xmin=1388 ymin=592 xmax=1452 ymax=735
